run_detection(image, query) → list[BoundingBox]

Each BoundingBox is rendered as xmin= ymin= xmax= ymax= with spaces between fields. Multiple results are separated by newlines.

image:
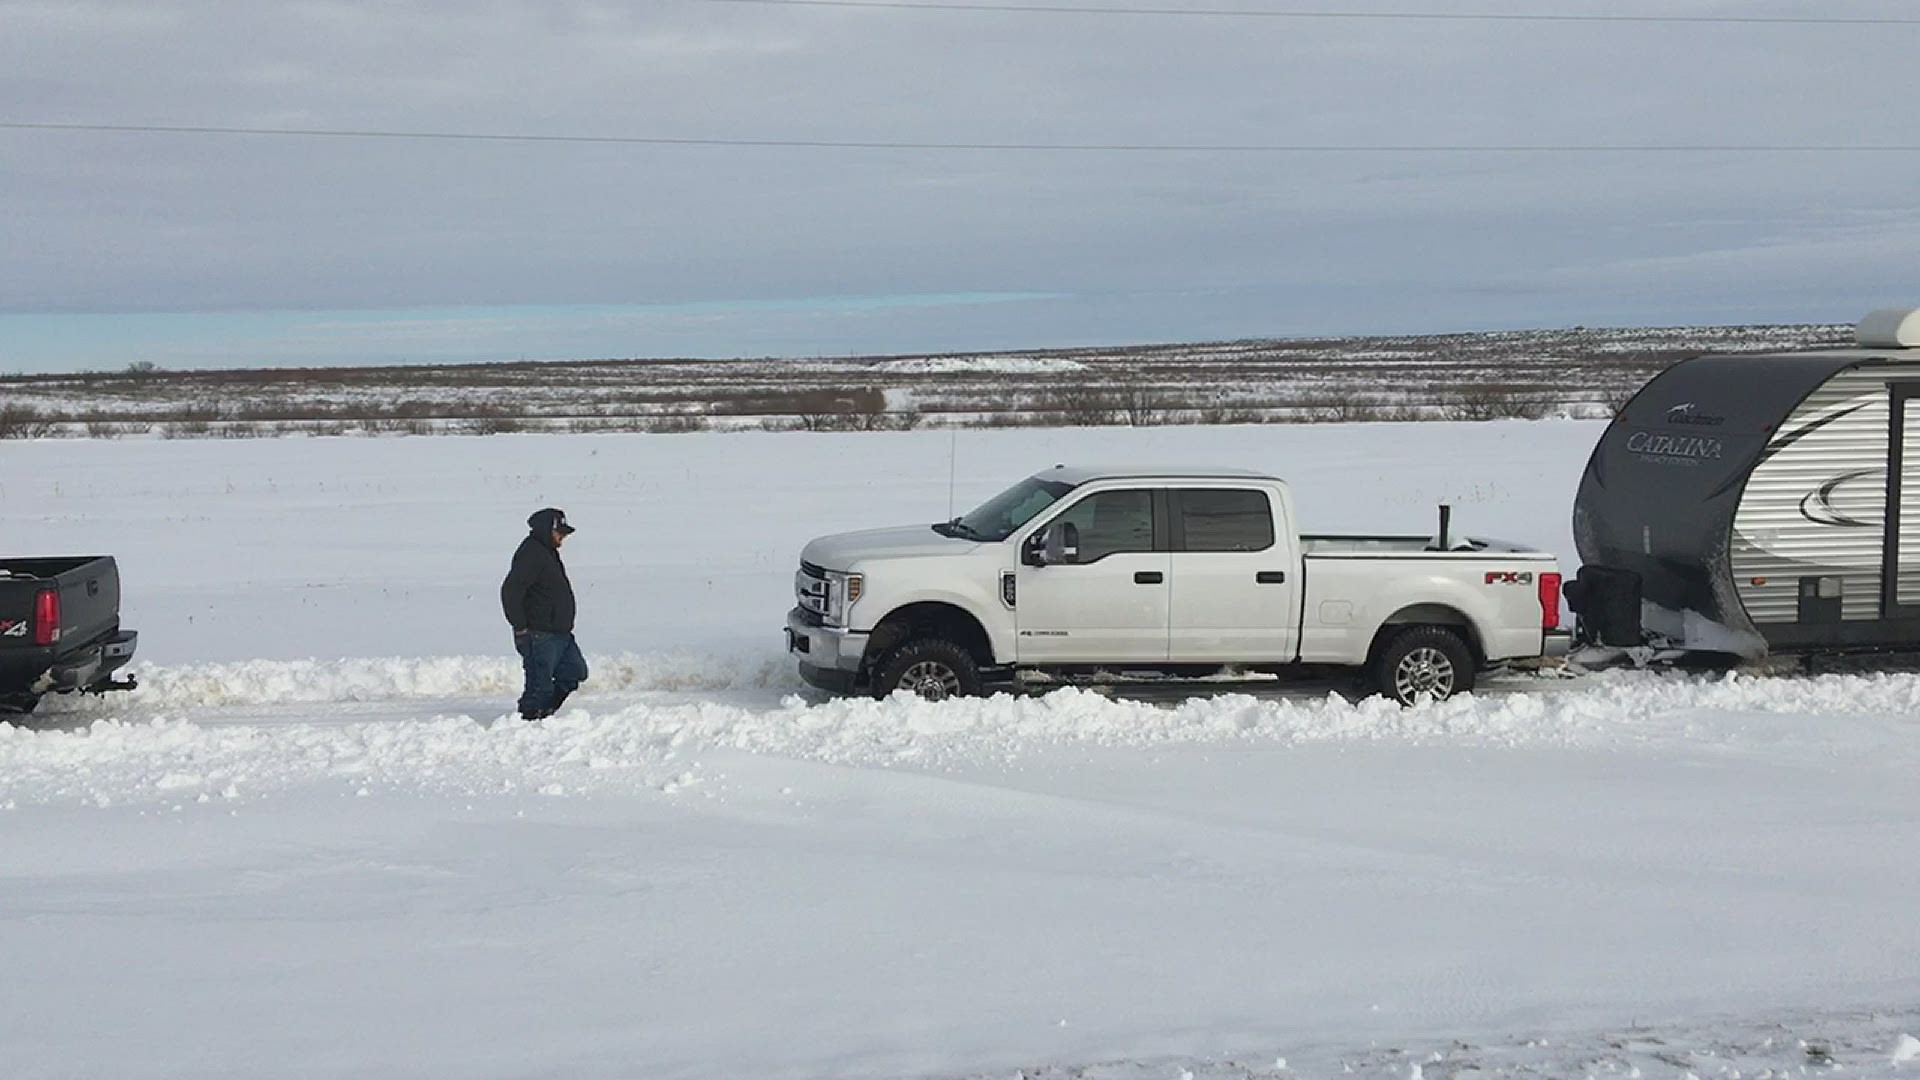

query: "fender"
xmin=853 ymin=586 xmax=1015 ymax=664
xmin=1356 ymin=573 xmax=1504 ymax=660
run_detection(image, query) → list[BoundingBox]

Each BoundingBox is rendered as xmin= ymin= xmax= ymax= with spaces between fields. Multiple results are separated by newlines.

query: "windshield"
xmin=940 ymin=477 xmax=1075 ymax=541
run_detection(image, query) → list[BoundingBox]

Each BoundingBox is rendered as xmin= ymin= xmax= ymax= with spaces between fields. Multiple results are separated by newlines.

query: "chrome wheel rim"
xmin=1394 ymin=646 xmax=1456 ymax=702
xmin=900 ymin=660 xmax=962 ymax=701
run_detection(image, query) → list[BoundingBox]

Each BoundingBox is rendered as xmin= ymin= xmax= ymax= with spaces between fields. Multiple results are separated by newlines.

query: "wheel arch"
xmin=1365 ymin=603 xmax=1487 ymax=668
xmin=862 ymin=601 xmax=997 ymax=671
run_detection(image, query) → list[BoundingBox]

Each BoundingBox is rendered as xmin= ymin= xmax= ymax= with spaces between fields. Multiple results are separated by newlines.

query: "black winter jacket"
xmin=501 ymin=533 xmax=576 ymax=634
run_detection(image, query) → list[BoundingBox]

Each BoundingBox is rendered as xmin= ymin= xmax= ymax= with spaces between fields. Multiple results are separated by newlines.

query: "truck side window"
xmin=1050 ymin=490 xmax=1156 ymax=563
xmin=1178 ymin=489 xmax=1274 ymax=552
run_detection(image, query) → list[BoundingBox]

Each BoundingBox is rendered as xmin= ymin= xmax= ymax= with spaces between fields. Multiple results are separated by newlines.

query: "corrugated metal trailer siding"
xmin=1732 ymin=363 xmax=1920 ymax=623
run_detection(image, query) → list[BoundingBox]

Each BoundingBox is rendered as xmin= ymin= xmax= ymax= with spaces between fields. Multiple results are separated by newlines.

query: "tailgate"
xmin=56 ymin=557 xmax=121 ymax=646
xmin=0 ymin=556 xmax=120 ymax=649
xmin=0 ymin=578 xmax=36 ymax=645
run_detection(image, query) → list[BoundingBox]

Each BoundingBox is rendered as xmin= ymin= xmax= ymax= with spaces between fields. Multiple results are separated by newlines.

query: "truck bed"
xmin=1301 ymin=535 xmax=1553 ymax=558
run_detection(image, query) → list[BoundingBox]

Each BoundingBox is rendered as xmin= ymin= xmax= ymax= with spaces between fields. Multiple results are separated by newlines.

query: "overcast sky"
xmin=3 ymin=0 xmax=1917 ymax=372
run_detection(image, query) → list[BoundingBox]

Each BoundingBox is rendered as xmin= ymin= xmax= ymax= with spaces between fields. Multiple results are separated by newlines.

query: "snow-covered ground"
xmin=6 ymin=423 xmax=1920 ymax=1079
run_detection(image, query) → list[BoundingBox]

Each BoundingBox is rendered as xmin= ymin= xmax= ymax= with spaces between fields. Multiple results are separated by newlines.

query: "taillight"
xmin=1538 ymin=572 xmax=1562 ymax=632
xmin=33 ymin=588 xmax=60 ymax=646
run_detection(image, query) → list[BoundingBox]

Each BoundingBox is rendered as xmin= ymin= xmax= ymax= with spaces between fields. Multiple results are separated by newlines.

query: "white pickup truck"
xmin=786 ymin=466 xmax=1566 ymax=704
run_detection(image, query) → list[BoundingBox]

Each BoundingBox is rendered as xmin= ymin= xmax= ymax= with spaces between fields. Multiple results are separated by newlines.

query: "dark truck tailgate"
xmin=0 ymin=556 xmax=121 ymax=647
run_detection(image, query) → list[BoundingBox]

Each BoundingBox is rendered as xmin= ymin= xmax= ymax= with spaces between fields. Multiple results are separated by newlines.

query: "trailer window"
xmin=1178 ymin=489 xmax=1274 ymax=552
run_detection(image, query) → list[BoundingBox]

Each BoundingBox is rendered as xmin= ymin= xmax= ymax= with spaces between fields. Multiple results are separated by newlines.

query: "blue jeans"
xmin=515 ymin=631 xmax=588 ymax=716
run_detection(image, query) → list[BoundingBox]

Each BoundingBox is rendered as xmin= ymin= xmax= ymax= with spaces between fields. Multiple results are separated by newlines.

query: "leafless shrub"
xmin=1190 ymin=399 xmax=1267 ymax=426
xmin=1118 ymin=386 xmax=1164 ymax=427
xmin=848 ymin=408 xmax=920 ymax=432
xmin=456 ymin=415 xmax=523 ymax=436
xmin=84 ymin=419 xmax=138 ymax=438
xmin=645 ymin=415 xmax=706 ymax=434
xmin=1374 ymin=404 xmax=1428 ymax=423
xmin=1323 ymin=396 xmax=1378 ymax=423
xmin=160 ymin=418 xmax=214 ymax=439
xmin=1047 ymin=384 xmax=1117 ymax=426
xmin=1443 ymin=385 xmax=1549 ymax=422
xmin=215 ymin=422 xmax=263 ymax=439
xmin=0 ymin=404 xmax=64 ymax=439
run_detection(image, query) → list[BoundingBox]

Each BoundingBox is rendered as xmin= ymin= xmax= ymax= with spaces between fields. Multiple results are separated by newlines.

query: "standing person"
xmin=501 ymin=508 xmax=588 ymax=720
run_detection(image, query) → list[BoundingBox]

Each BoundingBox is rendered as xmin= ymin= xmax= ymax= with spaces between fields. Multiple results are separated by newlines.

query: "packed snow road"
xmin=6 ymin=424 xmax=1920 ymax=1079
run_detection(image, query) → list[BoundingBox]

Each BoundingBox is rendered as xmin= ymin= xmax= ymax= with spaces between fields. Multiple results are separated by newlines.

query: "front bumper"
xmin=786 ymin=608 xmax=867 ymax=693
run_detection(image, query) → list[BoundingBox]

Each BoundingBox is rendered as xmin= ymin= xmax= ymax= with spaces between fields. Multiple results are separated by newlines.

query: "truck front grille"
xmin=796 ymin=564 xmax=831 ymax=617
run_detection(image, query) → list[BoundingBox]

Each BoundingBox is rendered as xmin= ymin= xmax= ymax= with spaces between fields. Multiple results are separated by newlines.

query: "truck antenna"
xmin=946 ymin=429 xmax=959 ymax=519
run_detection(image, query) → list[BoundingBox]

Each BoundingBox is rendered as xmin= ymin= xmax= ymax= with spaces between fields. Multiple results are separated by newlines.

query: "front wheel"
xmin=871 ymin=638 xmax=983 ymax=702
xmin=1371 ymin=626 xmax=1475 ymax=705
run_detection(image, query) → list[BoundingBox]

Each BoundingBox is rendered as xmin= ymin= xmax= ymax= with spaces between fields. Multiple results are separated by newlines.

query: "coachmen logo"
xmin=1665 ymin=402 xmax=1726 ymax=427
xmin=1627 ymin=430 xmax=1724 ymax=462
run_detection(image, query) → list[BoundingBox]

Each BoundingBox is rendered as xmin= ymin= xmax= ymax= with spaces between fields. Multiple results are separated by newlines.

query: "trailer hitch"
xmin=87 ymin=675 xmax=139 ymax=694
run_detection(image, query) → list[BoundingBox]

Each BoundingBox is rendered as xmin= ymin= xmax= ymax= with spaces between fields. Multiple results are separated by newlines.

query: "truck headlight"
xmin=825 ymin=571 xmax=864 ymax=625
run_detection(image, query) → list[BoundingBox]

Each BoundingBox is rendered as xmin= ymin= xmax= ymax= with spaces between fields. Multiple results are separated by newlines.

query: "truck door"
xmin=1015 ymin=488 xmax=1171 ymax=663
xmin=1168 ymin=487 xmax=1300 ymax=663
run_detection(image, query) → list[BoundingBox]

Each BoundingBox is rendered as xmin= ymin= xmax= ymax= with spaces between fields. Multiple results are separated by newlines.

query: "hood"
xmin=801 ymin=525 xmax=979 ymax=570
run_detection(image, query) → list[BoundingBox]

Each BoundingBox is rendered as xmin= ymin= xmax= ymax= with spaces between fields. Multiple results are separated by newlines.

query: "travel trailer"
xmin=1569 ymin=308 xmax=1920 ymax=658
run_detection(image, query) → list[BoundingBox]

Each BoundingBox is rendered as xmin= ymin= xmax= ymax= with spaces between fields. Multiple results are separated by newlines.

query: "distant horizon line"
xmin=0 ymin=318 xmax=1856 ymax=381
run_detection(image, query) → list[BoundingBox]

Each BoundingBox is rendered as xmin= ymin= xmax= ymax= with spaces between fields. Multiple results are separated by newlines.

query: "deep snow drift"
xmin=5 ymin=423 xmax=1920 ymax=1080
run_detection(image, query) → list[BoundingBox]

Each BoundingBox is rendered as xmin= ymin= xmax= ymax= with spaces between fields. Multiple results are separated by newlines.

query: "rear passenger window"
xmin=1179 ymin=489 xmax=1274 ymax=552
xmin=1050 ymin=489 xmax=1156 ymax=563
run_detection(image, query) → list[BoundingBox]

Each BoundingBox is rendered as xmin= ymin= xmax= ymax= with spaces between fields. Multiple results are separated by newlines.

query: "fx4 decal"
xmin=0 ymin=620 xmax=26 ymax=638
xmin=1484 ymin=571 xmax=1535 ymax=586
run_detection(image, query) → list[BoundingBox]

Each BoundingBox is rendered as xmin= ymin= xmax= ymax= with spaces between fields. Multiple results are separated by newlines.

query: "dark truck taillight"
xmin=1538 ymin=572 xmax=1562 ymax=632
xmin=33 ymin=588 xmax=60 ymax=646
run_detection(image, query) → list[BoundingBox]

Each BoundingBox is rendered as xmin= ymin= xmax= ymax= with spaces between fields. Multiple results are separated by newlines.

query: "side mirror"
xmin=1042 ymin=521 xmax=1080 ymax=566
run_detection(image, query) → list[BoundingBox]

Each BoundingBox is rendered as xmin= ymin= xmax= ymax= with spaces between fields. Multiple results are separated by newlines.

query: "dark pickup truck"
xmin=1 ymin=556 xmax=138 ymax=715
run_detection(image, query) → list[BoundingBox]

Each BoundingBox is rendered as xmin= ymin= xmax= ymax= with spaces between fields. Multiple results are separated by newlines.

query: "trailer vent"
xmin=1856 ymin=308 xmax=1920 ymax=349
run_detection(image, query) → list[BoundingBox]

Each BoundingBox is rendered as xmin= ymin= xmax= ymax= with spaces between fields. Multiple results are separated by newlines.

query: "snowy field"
xmin=6 ymin=422 xmax=1920 ymax=1079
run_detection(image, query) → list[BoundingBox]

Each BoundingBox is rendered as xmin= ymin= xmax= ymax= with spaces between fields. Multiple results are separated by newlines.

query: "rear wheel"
xmin=1372 ymin=626 xmax=1475 ymax=705
xmin=0 ymin=692 xmax=41 ymax=719
xmin=871 ymin=638 xmax=983 ymax=702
